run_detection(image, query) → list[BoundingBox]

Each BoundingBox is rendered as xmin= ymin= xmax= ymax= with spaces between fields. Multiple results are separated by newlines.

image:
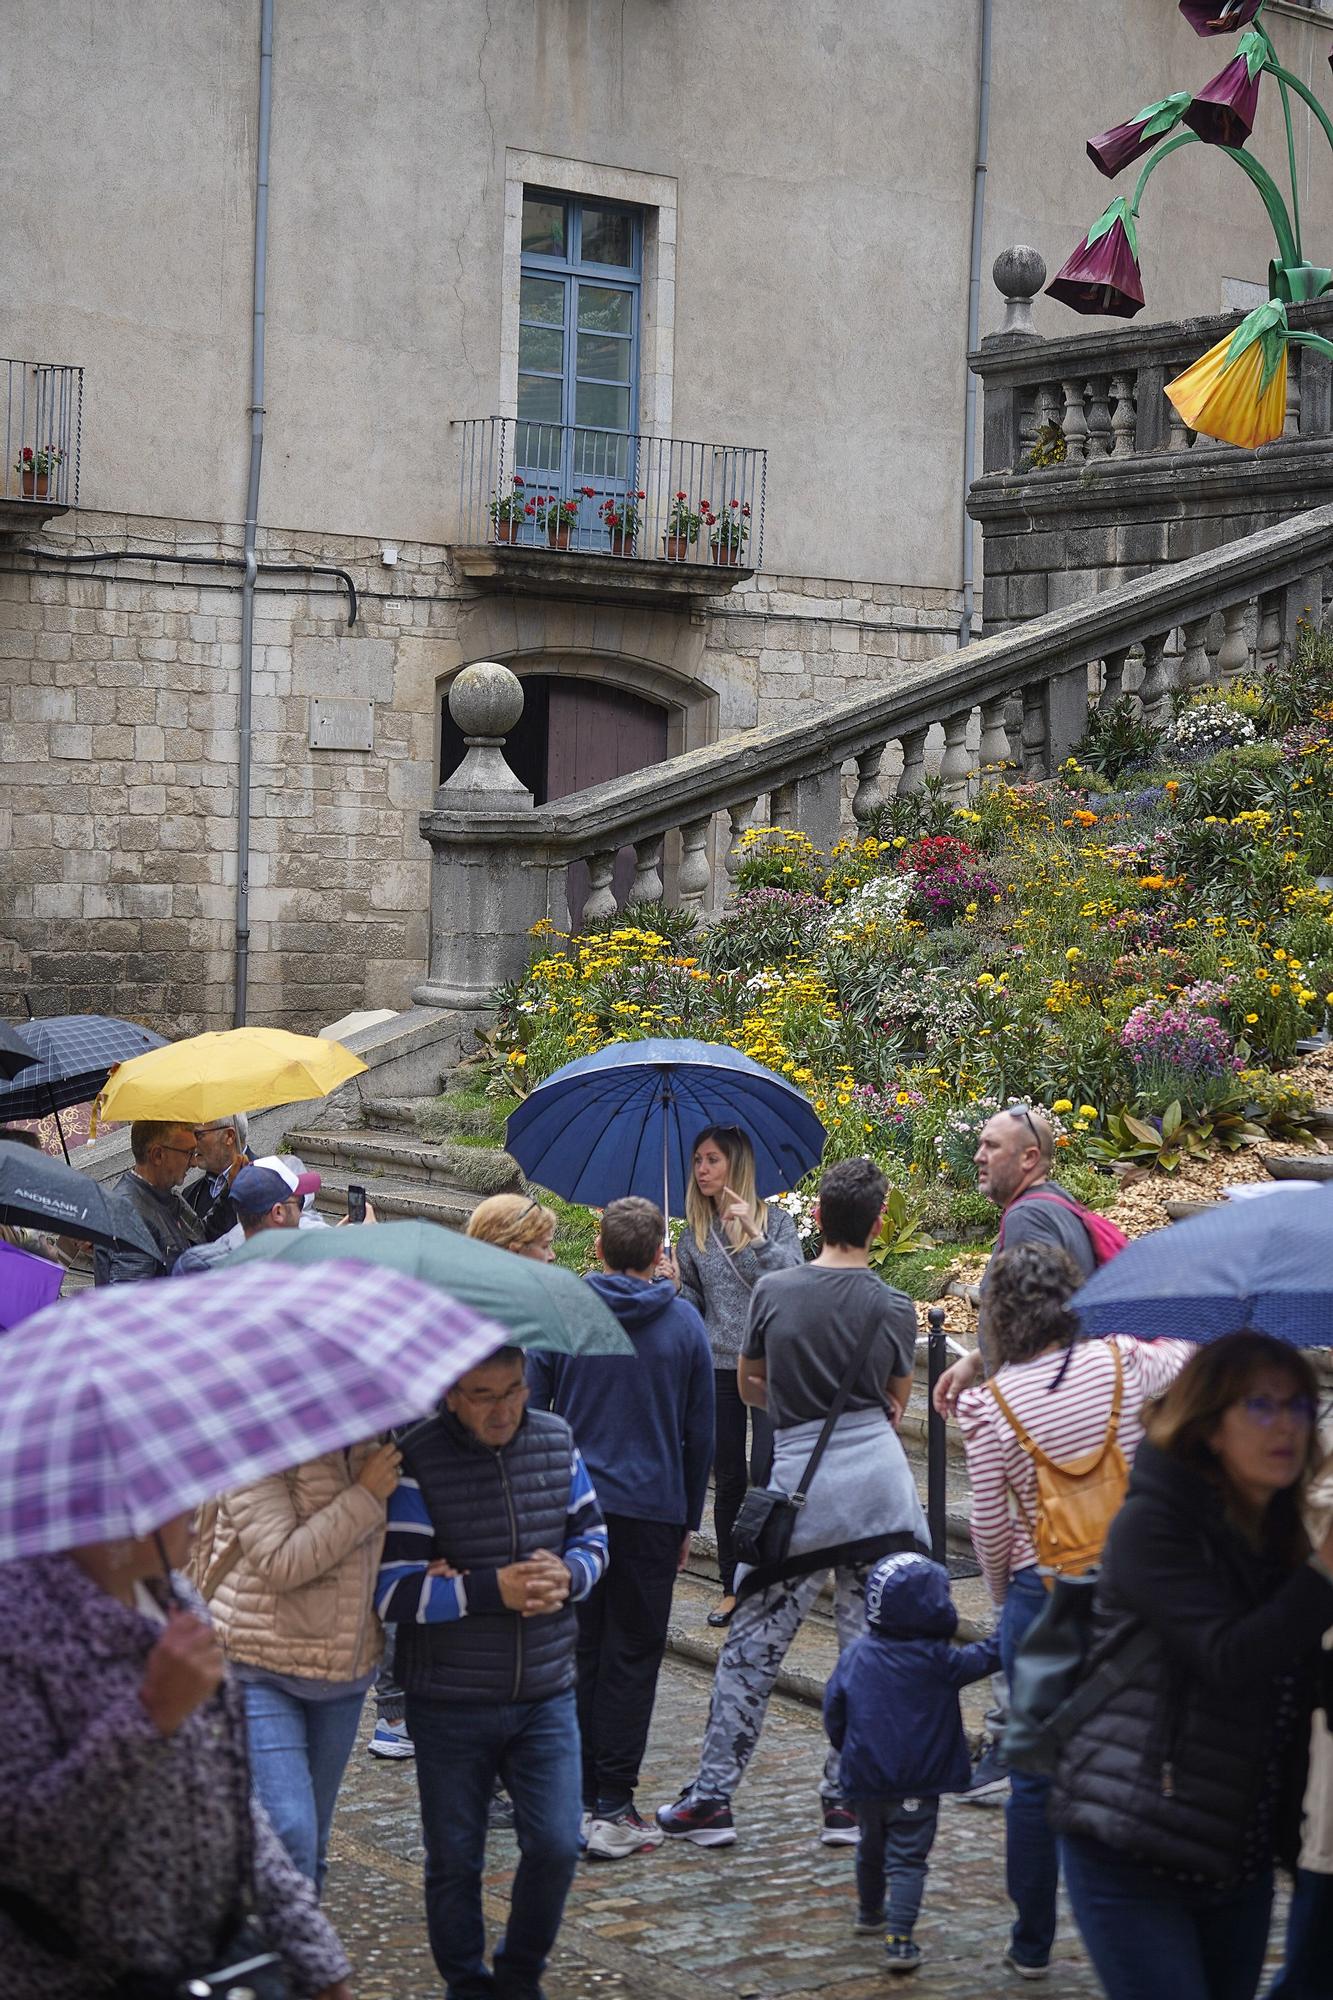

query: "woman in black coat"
xmin=1050 ymin=1331 xmax=1333 ymax=2000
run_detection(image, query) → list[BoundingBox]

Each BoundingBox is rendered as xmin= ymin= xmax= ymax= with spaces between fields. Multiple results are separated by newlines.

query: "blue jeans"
xmin=1062 ymin=1833 xmax=1273 ymax=2000
xmin=243 ymin=1681 xmax=366 ymax=1893
xmin=407 ymin=1689 xmax=582 ymax=1999
xmin=1269 ymin=1868 xmax=1333 ymax=2000
xmin=1000 ymin=1566 xmax=1058 ymax=1969
xmin=854 ymin=1795 xmax=940 ymax=1933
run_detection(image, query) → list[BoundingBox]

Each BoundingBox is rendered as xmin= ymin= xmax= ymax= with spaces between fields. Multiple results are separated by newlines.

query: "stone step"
xmin=357 ymin=1096 xmax=428 ymax=1132
xmin=286 ymin=1126 xmax=522 ymax=1199
xmin=305 ymin=1166 xmax=481 ymax=1231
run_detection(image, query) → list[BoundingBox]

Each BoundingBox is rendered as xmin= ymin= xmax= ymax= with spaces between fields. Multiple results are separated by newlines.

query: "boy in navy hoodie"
xmin=823 ymin=1550 xmax=1000 ymax=1974
xmin=529 ymin=1197 xmax=715 ymax=1861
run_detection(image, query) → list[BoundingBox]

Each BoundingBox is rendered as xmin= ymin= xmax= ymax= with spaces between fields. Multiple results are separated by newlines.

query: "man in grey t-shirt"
xmin=744 ymin=1265 xmax=916 ymax=1432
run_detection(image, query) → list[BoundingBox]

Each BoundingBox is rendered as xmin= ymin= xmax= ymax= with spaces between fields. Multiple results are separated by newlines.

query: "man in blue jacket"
xmin=824 ymin=1550 xmax=1000 ymax=1974
xmin=529 ymin=1197 xmax=715 ymax=1862
xmin=377 ymin=1345 xmax=608 ymax=2000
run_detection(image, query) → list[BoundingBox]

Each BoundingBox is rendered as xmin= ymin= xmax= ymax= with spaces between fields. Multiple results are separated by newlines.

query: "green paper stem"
xmin=1131 ymin=133 xmax=1298 ymax=270
xmin=1131 ymin=131 xmax=1199 ymax=215
xmin=1266 ymin=61 xmax=1333 ymax=174
xmin=1278 ymin=78 xmax=1303 ymax=261
xmin=1287 ymin=331 xmax=1333 ymax=364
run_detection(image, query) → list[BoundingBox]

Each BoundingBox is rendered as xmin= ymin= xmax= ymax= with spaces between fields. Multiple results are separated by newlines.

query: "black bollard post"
xmin=926 ymin=1304 xmax=948 ymax=1565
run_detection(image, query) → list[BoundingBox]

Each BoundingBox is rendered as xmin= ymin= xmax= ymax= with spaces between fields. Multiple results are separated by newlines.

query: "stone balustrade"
xmin=415 ymin=504 xmax=1333 ymax=1011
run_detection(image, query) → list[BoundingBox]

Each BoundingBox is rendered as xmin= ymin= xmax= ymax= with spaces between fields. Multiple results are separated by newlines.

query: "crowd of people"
xmin=0 ymin=1100 xmax=1330 ymax=2000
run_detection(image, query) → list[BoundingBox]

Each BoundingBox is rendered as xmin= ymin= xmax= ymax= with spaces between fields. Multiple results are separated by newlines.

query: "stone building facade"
xmin=5 ymin=0 xmax=1333 ymax=1030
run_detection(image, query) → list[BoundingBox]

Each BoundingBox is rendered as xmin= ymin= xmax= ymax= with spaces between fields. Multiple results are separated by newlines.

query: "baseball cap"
xmin=231 ymin=1154 xmax=321 ymax=1216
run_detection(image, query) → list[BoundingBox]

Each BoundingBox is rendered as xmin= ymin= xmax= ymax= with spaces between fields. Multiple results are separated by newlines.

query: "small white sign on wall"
xmin=309 ymin=696 xmax=374 ymax=752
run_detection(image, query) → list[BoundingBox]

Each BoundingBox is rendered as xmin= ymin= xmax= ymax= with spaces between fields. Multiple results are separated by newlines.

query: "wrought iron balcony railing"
xmin=454 ymin=416 xmax=765 ymax=568
xmin=2 ymin=359 xmax=82 ymax=507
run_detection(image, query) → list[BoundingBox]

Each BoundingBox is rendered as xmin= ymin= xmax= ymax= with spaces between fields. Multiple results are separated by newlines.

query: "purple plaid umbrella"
xmin=0 ymin=1260 xmax=513 ymax=1560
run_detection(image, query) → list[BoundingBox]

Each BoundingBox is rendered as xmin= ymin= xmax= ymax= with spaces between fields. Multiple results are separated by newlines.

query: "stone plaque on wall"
xmin=309 ymin=696 xmax=374 ymax=752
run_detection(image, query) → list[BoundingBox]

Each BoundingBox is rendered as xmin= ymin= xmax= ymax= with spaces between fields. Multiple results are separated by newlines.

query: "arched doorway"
xmin=441 ymin=671 xmax=671 ymax=923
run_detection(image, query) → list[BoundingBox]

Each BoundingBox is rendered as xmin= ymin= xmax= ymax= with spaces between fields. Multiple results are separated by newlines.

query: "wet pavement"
xmin=325 ymin=1641 xmax=1107 ymax=2000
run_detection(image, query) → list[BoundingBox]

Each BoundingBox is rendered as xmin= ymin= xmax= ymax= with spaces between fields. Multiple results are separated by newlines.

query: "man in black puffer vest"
xmin=376 ymin=1345 xmax=609 ymax=2000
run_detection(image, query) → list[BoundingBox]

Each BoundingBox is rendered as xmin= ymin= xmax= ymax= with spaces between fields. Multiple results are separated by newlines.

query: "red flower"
xmin=741 ymin=503 xmax=751 ymax=516
xmin=513 ymin=474 xmax=525 ymax=487
xmin=675 ymin=490 xmax=688 ymax=500
xmin=581 ymin=486 xmax=596 ymax=497
xmin=636 ymin=489 xmax=646 ymax=499
xmin=523 ymin=503 xmax=536 ymax=516
xmin=20 ymin=448 xmax=33 ymax=463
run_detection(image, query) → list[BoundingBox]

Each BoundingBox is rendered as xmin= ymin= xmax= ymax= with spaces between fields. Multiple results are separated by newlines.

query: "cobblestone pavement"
xmin=326 ymin=1646 xmax=1109 ymax=2000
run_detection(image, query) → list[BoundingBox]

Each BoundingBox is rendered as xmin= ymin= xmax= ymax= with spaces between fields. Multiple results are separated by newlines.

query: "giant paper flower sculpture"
xmin=1182 ymin=31 xmax=1267 ymax=147
xmin=1046 ymin=198 xmax=1145 ymax=318
xmin=1166 ymin=300 xmax=1288 ymax=448
xmin=1179 ymin=0 xmax=1263 ymax=34
xmin=1088 ymin=93 xmax=1193 ymax=178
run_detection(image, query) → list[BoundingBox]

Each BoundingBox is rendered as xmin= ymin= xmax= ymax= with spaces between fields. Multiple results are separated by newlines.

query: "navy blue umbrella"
xmin=0 ymin=1142 xmax=158 ymax=1255
xmin=0 ymin=1015 xmax=168 ymax=1123
xmin=505 ymin=1038 xmax=826 ymax=1215
xmin=1071 ymin=1186 xmax=1333 ymax=1347
xmin=0 ymin=1026 xmax=38 ymax=1083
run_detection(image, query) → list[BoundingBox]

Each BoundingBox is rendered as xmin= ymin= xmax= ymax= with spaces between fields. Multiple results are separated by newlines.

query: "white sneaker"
xmin=585 ymin=1804 xmax=666 ymax=1859
xmin=367 ymin=1719 xmax=414 ymax=1760
xmin=1002 ymin=1951 xmax=1050 ymax=1982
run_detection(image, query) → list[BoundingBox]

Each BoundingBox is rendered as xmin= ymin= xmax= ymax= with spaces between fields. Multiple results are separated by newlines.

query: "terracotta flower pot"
xmin=663 ymin=533 xmax=692 ymax=563
xmin=607 ymin=530 xmax=635 ymax=558
xmin=711 ymin=541 xmax=743 ymax=567
xmin=20 ymin=470 xmax=48 ymax=500
xmin=492 ymin=518 xmax=521 ymax=544
xmin=548 ymin=523 xmax=572 ymax=550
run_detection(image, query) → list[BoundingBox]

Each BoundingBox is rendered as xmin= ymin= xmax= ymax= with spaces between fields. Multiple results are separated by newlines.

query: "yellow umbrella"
xmin=94 ymin=1027 xmax=367 ymax=1127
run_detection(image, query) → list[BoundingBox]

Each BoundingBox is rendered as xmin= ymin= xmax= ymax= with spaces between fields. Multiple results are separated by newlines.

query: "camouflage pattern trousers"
xmin=690 ymin=1561 xmax=873 ymax=1804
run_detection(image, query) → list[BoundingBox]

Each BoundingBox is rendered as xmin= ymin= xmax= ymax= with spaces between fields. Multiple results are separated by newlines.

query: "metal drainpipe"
xmin=958 ymin=0 xmax=993 ymax=651
xmin=235 ymin=0 xmax=274 ymax=1026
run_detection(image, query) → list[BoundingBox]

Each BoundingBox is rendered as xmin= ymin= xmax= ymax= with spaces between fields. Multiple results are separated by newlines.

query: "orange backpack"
xmin=987 ymin=1345 xmax=1129 ymax=1581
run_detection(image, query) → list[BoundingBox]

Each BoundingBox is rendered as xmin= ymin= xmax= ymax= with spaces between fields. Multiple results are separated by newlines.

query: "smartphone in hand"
xmin=347 ymin=1183 xmax=367 ymax=1225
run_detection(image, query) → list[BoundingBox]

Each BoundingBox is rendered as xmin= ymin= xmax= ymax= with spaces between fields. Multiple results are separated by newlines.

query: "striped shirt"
xmin=957 ymin=1337 xmax=1193 ymax=1607
xmin=374 ymin=1446 xmax=608 ymax=1625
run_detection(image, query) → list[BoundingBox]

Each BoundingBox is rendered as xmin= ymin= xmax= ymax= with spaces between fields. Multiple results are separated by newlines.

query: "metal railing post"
xmin=926 ymin=1303 xmax=949 ymax=1565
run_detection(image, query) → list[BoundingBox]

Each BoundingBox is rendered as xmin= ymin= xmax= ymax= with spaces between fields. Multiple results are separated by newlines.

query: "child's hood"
xmin=864 ymin=1550 xmax=959 ymax=1640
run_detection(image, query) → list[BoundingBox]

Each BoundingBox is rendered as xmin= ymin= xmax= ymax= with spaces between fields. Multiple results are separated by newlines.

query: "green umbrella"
xmin=219 ymin=1219 xmax=632 ymax=1356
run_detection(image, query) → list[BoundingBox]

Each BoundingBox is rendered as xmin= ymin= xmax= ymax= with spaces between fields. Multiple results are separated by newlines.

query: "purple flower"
xmin=1182 ymin=35 xmax=1267 ymax=148
xmin=1087 ymin=93 xmax=1192 ymax=179
xmin=1047 ymin=199 xmax=1145 ymax=319
xmin=1179 ymin=0 xmax=1263 ymax=35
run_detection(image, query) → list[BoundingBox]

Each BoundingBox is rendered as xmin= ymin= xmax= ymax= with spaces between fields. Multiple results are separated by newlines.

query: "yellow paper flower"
xmin=1166 ymin=300 xmax=1288 ymax=450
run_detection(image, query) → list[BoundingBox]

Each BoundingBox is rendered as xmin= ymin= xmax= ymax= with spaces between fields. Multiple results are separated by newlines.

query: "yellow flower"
xmin=1166 ymin=301 xmax=1289 ymax=450
xmin=1079 ymin=1105 xmax=1098 ymax=1119
xmin=1065 ymin=947 xmax=1082 ymax=962
xmin=1245 ymin=1012 xmax=1258 ymax=1024
xmin=1052 ymin=1099 xmax=1073 ymax=1113
xmin=507 ymin=1050 xmax=527 ymax=1066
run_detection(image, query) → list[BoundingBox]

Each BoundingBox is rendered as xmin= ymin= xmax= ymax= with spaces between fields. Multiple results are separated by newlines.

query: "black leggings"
xmin=712 ymin=1366 xmax=774 ymax=1594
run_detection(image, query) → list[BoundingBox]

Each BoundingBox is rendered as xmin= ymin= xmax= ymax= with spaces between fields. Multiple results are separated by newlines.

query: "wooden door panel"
xmin=547 ymin=681 xmax=668 ymax=926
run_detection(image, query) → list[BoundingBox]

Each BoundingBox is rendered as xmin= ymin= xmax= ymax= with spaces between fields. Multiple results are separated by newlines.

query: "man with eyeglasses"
xmin=93 ymin=1119 xmax=204 ymax=1285
xmin=376 ymin=1345 xmax=608 ymax=2000
xmin=184 ymin=1112 xmax=253 ymax=1241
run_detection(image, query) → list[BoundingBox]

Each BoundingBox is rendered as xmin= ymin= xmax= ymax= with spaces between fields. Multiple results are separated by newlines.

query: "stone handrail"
xmin=415 ymin=504 xmax=1333 ymax=1010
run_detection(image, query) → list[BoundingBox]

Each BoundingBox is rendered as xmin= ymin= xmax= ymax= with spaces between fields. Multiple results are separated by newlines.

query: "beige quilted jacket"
xmin=198 ymin=1444 xmax=387 ymax=1684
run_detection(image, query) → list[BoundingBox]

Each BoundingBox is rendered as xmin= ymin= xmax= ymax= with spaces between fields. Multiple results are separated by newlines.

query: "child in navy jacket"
xmin=823 ymin=1550 xmax=1000 ymax=1974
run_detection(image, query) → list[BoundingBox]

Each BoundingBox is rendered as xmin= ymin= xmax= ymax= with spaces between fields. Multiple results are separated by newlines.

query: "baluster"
xmin=583 ymin=851 xmax=619 ymax=927
xmin=1180 ymin=617 xmax=1210 ymax=693
xmin=1138 ymin=632 xmax=1172 ymax=725
xmin=939 ymin=711 xmax=973 ymax=801
xmin=1018 ymin=387 xmax=1039 ymax=466
xmin=1166 ymin=401 xmax=1193 ymax=453
xmin=630 ymin=837 xmax=663 ymax=907
xmin=1257 ymin=590 xmax=1283 ymax=674
xmin=978 ymin=695 xmax=1013 ymax=776
xmin=1284 ymin=352 xmax=1301 ymax=440
xmin=852 ymin=744 xmax=888 ymax=830
xmin=1099 ymin=645 xmax=1130 ymax=710
xmin=1060 ymin=378 xmax=1089 ymax=464
xmin=677 ymin=816 xmax=713 ymax=915
xmin=1084 ymin=377 xmax=1112 ymax=460
xmin=1021 ymin=685 xmax=1047 ymax=776
xmin=1109 ymin=373 xmax=1136 ymax=457
xmin=896 ymin=728 xmax=928 ymax=796
xmin=725 ymin=797 xmax=758 ymax=891
xmin=1216 ymin=601 xmax=1250 ymax=684
xmin=769 ymin=781 xmax=796 ymax=827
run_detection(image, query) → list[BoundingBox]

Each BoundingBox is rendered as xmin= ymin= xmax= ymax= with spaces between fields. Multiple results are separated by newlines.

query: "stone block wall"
xmin=0 ymin=509 xmax=962 ymax=1032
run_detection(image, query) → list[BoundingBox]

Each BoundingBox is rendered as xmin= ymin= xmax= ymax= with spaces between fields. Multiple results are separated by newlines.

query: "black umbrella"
xmin=0 ymin=1026 xmax=38 ymax=1083
xmin=0 ymin=1013 xmax=169 ymax=1160
xmin=0 ymin=1141 xmax=158 ymax=1255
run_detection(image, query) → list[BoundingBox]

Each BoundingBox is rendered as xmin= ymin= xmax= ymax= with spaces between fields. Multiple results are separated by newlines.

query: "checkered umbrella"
xmin=0 ymin=1259 xmax=513 ymax=1560
xmin=0 ymin=1024 xmax=38 ymax=1083
xmin=0 ymin=1015 xmax=168 ymax=1122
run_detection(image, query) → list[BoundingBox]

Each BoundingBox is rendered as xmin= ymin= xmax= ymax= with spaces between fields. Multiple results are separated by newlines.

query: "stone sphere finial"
xmin=448 ymin=660 xmax=524 ymax=742
xmin=992 ymin=246 xmax=1047 ymax=338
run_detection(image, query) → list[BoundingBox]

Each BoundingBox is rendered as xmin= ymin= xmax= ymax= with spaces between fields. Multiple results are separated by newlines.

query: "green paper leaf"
xmin=1223 ymin=297 xmax=1288 ymax=371
xmin=1238 ymin=28 xmax=1269 ymax=80
xmin=1136 ymin=91 xmax=1193 ymax=141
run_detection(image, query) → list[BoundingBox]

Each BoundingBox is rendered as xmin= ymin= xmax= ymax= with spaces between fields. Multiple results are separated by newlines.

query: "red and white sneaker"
xmin=820 ymin=1800 xmax=861 ymax=1846
xmin=655 ymin=1789 xmax=737 ymax=1847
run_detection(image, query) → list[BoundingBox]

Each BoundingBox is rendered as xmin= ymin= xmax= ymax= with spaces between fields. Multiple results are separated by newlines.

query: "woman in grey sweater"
xmin=675 ymin=1125 xmax=803 ymax=1624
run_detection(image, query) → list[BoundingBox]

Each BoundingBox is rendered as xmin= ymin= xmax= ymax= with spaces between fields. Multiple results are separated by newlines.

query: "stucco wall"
xmin=8 ymin=1 xmax=1333 ymax=589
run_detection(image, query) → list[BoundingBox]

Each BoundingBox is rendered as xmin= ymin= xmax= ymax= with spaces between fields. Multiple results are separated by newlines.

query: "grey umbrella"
xmin=0 ymin=1143 xmax=157 ymax=1254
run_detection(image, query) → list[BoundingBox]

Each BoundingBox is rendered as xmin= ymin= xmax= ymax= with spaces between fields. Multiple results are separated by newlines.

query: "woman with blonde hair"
xmin=466 ymin=1192 xmax=559 ymax=1263
xmin=674 ymin=1125 xmax=802 ymax=1626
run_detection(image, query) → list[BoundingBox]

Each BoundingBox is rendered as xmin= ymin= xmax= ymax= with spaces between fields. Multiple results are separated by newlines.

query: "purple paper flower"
xmin=1182 ymin=33 xmax=1267 ymax=148
xmin=1046 ymin=199 xmax=1145 ymax=319
xmin=1087 ymin=92 xmax=1192 ymax=178
xmin=1179 ymin=0 xmax=1263 ymax=35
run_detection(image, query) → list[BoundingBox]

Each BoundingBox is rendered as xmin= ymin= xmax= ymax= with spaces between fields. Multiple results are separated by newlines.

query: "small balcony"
xmin=0 ymin=358 xmax=82 ymax=535
xmin=450 ymin=416 xmax=765 ymax=607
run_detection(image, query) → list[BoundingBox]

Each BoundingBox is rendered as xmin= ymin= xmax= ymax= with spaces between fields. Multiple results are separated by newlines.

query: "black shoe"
xmin=854 ymin=1907 xmax=886 ymax=1935
xmin=655 ymin=1789 xmax=737 ymax=1846
xmin=959 ymin=1736 xmax=1009 ymax=1805
xmin=820 ymin=1800 xmax=860 ymax=1846
xmin=707 ymin=1596 xmax=737 ymax=1628
xmin=885 ymin=1935 xmax=923 ymax=1975
xmin=487 ymin=1785 xmax=515 ymax=1830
